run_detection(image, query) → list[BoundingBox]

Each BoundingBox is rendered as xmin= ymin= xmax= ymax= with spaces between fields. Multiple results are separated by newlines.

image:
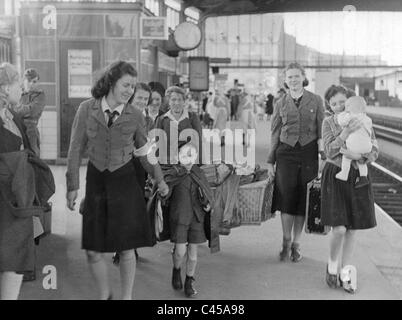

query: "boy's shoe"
xmin=355 ymin=176 xmax=369 ymax=189
xmin=290 ymin=243 xmax=302 ymax=262
xmin=172 ymin=267 xmax=183 ymax=290
xmin=22 ymin=270 xmax=36 ymax=282
xmin=184 ymin=275 xmax=198 ymax=298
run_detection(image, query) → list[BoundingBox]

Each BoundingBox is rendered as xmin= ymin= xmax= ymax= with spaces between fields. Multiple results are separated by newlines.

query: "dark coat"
xmin=0 ymin=111 xmax=55 ymax=272
xmin=148 ymin=164 xmax=220 ymax=253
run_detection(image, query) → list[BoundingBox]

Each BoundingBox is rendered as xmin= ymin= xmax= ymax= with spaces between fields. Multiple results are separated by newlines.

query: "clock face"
xmin=173 ymin=22 xmax=202 ymax=51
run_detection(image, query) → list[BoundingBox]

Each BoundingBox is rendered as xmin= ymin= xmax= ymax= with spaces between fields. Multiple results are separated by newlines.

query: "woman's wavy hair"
xmin=324 ymin=85 xmax=349 ymax=114
xmin=91 ymin=61 xmax=137 ymax=99
xmin=128 ymin=82 xmax=151 ymax=105
xmin=283 ymin=62 xmax=309 ymax=88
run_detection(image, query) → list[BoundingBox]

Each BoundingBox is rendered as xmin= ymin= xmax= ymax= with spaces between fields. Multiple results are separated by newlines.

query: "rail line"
xmin=369 ymin=161 xmax=402 ymax=226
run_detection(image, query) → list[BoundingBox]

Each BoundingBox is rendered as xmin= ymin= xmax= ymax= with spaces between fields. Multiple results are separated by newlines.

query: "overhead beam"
xmin=215 ymin=65 xmax=402 ymax=69
xmin=183 ymin=0 xmax=402 ymax=16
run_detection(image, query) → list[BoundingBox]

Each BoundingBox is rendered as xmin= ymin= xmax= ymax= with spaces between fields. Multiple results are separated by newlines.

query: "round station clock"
xmin=173 ymin=21 xmax=202 ymax=51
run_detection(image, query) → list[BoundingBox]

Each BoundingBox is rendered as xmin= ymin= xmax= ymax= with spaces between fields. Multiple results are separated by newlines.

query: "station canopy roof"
xmin=182 ymin=0 xmax=402 ymax=16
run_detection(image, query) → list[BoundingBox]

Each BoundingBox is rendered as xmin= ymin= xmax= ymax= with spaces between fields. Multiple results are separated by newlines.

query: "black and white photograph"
xmin=0 ymin=0 xmax=402 ymax=308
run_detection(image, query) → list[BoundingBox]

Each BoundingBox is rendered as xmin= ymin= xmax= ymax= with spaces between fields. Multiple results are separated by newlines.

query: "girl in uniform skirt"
xmin=66 ymin=61 xmax=169 ymax=300
xmin=267 ymin=62 xmax=325 ymax=262
xmin=321 ymin=85 xmax=378 ymax=293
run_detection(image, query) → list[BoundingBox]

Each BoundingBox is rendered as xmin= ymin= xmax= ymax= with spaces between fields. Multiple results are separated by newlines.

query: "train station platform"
xmin=18 ymin=120 xmax=402 ymax=300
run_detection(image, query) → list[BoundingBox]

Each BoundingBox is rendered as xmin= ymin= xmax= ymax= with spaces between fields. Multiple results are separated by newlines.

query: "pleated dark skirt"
xmin=82 ymin=161 xmax=153 ymax=252
xmin=271 ymin=140 xmax=319 ymax=216
xmin=321 ymin=162 xmax=376 ymax=230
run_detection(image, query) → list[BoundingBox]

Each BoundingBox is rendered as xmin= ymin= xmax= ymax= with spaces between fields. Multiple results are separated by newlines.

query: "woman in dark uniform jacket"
xmin=321 ymin=85 xmax=378 ymax=293
xmin=65 ymin=61 xmax=169 ymax=300
xmin=267 ymin=62 xmax=325 ymax=263
xmin=155 ymin=86 xmax=207 ymax=298
xmin=0 ymin=63 xmax=32 ymax=299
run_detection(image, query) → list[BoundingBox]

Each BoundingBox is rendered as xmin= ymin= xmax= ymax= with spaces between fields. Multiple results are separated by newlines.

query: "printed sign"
xmin=189 ymin=57 xmax=209 ymax=91
xmin=140 ymin=17 xmax=168 ymax=40
xmin=68 ymin=49 xmax=92 ymax=98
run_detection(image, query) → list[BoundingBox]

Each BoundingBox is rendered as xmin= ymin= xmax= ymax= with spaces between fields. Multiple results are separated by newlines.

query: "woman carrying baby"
xmin=321 ymin=85 xmax=378 ymax=293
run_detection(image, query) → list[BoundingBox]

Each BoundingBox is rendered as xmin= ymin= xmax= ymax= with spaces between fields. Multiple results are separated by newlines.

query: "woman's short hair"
xmin=165 ymin=86 xmax=186 ymax=101
xmin=283 ymin=62 xmax=309 ymax=88
xmin=91 ymin=61 xmax=137 ymax=99
xmin=0 ymin=63 xmax=19 ymax=88
xmin=324 ymin=85 xmax=348 ymax=113
xmin=24 ymin=68 xmax=40 ymax=81
xmin=130 ymin=82 xmax=151 ymax=105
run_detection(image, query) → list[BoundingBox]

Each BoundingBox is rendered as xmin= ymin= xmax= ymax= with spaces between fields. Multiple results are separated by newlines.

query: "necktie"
xmin=105 ymin=110 xmax=119 ymax=127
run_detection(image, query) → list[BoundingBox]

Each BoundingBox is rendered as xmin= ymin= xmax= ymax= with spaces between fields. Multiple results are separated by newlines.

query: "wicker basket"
xmin=235 ymin=179 xmax=274 ymax=225
xmin=212 ymin=178 xmax=274 ymax=226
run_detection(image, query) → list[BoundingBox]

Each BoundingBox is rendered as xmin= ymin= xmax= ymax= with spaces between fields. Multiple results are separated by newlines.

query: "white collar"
xmin=101 ymin=97 xmax=125 ymax=115
xmin=289 ymin=89 xmax=304 ymax=100
xmin=164 ymin=109 xmax=189 ymax=123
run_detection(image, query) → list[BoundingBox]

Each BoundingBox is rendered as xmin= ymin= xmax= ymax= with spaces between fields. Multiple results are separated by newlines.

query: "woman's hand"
xmin=340 ymin=118 xmax=362 ymax=140
xmin=158 ymin=180 xmax=169 ymax=197
xmin=340 ymin=148 xmax=363 ymax=161
xmin=66 ymin=190 xmax=78 ymax=211
xmin=267 ymin=163 xmax=275 ymax=183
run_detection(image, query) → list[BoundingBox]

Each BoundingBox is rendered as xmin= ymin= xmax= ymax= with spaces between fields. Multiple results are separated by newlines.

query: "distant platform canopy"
xmin=183 ymin=0 xmax=402 ymax=16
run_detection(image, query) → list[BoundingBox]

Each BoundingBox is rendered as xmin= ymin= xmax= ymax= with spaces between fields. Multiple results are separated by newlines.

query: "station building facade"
xmin=2 ymin=0 xmax=197 ymax=161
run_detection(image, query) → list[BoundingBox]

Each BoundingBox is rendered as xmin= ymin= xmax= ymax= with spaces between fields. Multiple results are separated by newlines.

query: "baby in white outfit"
xmin=335 ymin=96 xmax=372 ymax=188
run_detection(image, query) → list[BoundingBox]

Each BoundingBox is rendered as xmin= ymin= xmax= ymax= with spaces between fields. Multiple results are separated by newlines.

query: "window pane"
xmin=39 ymin=84 xmax=56 ymax=106
xmin=58 ymin=15 xmax=104 ymax=38
xmin=24 ymin=61 xmax=56 ymax=83
xmin=105 ymin=39 xmax=136 ymax=62
xmin=22 ymin=14 xmax=56 ymax=36
xmin=105 ymin=14 xmax=138 ymax=38
xmin=24 ymin=37 xmax=55 ymax=60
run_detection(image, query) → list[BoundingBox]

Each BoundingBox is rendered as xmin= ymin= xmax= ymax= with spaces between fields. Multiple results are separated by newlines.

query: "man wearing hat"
xmin=12 ymin=68 xmax=46 ymax=156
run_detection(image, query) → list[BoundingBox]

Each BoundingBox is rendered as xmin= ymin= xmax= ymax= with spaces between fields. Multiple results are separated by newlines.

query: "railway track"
xmin=369 ymin=161 xmax=402 ymax=226
xmin=369 ymin=113 xmax=402 ymax=144
xmin=365 ymin=113 xmax=402 ymax=225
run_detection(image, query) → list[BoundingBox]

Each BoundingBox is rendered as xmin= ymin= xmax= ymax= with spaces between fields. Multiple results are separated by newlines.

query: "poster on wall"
xmin=189 ymin=57 xmax=209 ymax=92
xmin=140 ymin=17 xmax=168 ymax=40
xmin=68 ymin=49 xmax=92 ymax=98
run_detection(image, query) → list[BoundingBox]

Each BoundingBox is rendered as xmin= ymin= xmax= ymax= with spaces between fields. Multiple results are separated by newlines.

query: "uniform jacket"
xmin=66 ymin=98 xmax=163 ymax=191
xmin=267 ymin=90 xmax=325 ymax=164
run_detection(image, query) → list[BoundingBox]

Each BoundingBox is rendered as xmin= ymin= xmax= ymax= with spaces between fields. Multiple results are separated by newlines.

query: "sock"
xmin=0 ymin=272 xmax=23 ymax=300
xmin=340 ymin=266 xmax=351 ymax=282
xmin=328 ymin=258 xmax=338 ymax=275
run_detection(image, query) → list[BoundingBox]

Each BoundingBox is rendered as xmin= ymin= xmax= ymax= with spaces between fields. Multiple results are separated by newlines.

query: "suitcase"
xmin=305 ymin=178 xmax=330 ymax=235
